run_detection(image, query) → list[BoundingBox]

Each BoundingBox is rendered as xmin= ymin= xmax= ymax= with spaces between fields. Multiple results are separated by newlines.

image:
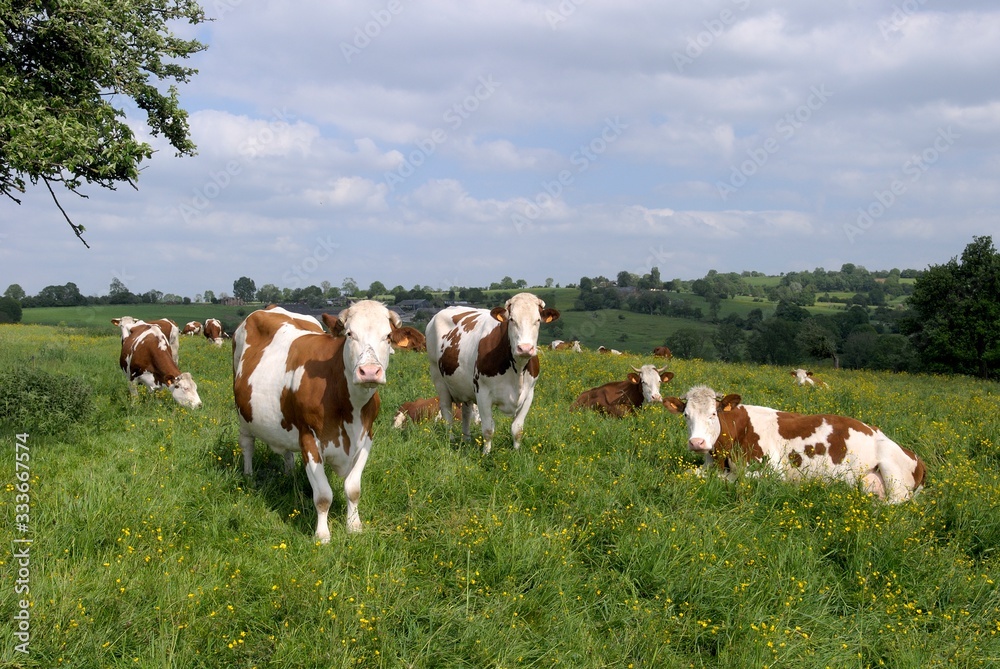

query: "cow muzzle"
xmin=688 ymin=437 xmax=712 ymax=453
xmin=514 ymin=343 xmax=537 ymax=358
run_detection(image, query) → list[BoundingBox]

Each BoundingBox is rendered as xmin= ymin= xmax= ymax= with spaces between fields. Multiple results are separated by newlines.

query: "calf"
xmin=663 ymin=385 xmax=925 ymax=503
xmin=571 ymin=365 xmax=674 ymax=418
xmin=233 ymin=302 xmax=400 ymax=540
xmin=792 ymin=368 xmax=829 ymax=388
xmin=119 ymin=322 xmax=202 ymax=409
xmin=392 ymin=396 xmax=481 ymax=429
xmin=426 ymin=292 xmax=560 ymax=454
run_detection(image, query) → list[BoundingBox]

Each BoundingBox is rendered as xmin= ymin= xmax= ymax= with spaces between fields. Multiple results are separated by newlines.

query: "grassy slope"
xmin=1 ymin=323 xmax=999 ymax=667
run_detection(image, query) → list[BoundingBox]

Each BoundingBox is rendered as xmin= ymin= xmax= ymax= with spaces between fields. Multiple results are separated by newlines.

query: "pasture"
xmin=2 ymin=321 xmax=1000 ymax=667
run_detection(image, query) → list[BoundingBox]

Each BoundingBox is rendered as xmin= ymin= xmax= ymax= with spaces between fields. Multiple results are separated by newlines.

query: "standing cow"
xmin=233 ymin=302 xmax=401 ymax=540
xmin=571 ymin=365 xmax=674 ymax=418
xmin=426 ymin=292 xmax=559 ymax=454
xmin=118 ymin=321 xmax=202 ymax=409
xmin=204 ymin=318 xmax=226 ymax=346
xmin=113 ymin=317 xmax=179 ymax=365
xmin=663 ymin=385 xmax=925 ymax=503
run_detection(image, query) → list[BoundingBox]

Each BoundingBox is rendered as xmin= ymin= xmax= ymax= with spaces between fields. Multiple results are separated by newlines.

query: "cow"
xmin=598 ymin=346 xmax=623 ymax=355
xmin=182 ymin=321 xmax=203 ymax=336
xmin=233 ymin=302 xmax=401 ymax=541
xmin=204 ymin=318 xmax=226 ymax=346
xmin=550 ymin=339 xmax=582 ymax=352
xmin=663 ymin=385 xmax=926 ymax=503
xmin=571 ymin=365 xmax=674 ymax=418
xmin=118 ymin=321 xmax=202 ymax=409
xmin=390 ymin=325 xmax=427 ymax=352
xmin=792 ymin=368 xmax=829 ymax=388
xmin=653 ymin=346 xmax=673 ymax=359
xmin=426 ymin=292 xmax=560 ymax=455
xmin=112 ymin=317 xmax=179 ymax=365
xmin=392 ymin=396 xmax=481 ymax=429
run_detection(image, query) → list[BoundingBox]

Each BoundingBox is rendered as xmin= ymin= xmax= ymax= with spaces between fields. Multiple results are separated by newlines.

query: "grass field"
xmin=2 ymin=322 xmax=1000 ymax=667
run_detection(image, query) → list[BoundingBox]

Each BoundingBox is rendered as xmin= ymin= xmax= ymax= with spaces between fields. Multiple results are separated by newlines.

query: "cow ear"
xmin=663 ymin=397 xmax=685 ymax=414
xmin=661 ymin=371 xmax=675 ymax=382
xmin=719 ymin=394 xmax=742 ymax=411
xmin=540 ymin=307 xmax=560 ymax=323
xmin=807 ymin=371 xmax=814 ymax=377
xmin=111 ymin=318 xmax=121 ymax=326
xmin=627 ymin=372 xmax=641 ymax=384
xmin=490 ymin=306 xmax=508 ymax=323
xmin=322 ymin=313 xmax=346 ymax=336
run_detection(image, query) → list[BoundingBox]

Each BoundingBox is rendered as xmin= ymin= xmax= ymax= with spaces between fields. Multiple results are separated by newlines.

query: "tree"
xmin=342 ymin=278 xmax=358 ymax=296
xmin=907 ymin=236 xmax=1000 ymax=378
xmin=1 ymin=1 xmax=208 ymax=245
xmin=203 ymin=290 xmax=216 ymax=303
xmin=4 ymin=284 xmax=25 ymax=302
xmin=0 ymin=296 xmax=22 ymax=323
xmin=366 ymin=281 xmax=387 ymax=298
xmin=256 ymin=283 xmax=282 ymax=304
xmin=233 ymin=276 xmax=256 ymax=303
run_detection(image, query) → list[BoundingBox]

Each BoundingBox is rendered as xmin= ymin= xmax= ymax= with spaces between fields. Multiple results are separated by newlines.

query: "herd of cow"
xmin=112 ymin=293 xmax=926 ymax=543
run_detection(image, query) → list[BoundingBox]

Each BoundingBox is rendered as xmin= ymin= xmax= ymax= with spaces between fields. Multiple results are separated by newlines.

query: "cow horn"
xmin=631 ymin=365 xmax=642 ymax=372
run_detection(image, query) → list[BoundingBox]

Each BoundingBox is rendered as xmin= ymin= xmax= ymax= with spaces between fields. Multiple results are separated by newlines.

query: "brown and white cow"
xmin=182 ymin=321 xmax=203 ymax=336
xmin=118 ymin=321 xmax=202 ymax=409
xmin=426 ymin=292 xmax=559 ymax=454
xmin=392 ymin=396 xmax=481 ymax=429
xmin=653 ymin=346 xmax=673 ymax=359
xmin=571 ymin=365 xmax=674 ymax=418
xmin=597 ymin=346 xmax=623 ymax=355
xmin=663 ymin=385 xmax=925 ymax=503
xmin=550 ymin=339 xmax=583 ymax=352
xmin=390 ymin=325 xmax=427 ymax=352
xmin=792 ymin=368 xmax=829 ymax=388
xmin=112 ymin=317 xmax=179 ymax=365
xmin=204 ymin=318 xmax=226 ymax=346
xmin=233 ymin=302 xmax=401 ymax=541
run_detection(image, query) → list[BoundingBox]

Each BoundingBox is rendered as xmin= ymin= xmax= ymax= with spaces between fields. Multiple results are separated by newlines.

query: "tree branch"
xmin=43 ymin=178 xmax=90 ymax=249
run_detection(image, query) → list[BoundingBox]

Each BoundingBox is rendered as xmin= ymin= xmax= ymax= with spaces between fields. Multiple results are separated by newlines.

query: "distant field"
xmin=21 ymin=303 xmax=259 ymax=334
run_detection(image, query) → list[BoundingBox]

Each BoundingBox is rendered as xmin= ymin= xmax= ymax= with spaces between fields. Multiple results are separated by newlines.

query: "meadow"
xmin=1 ymin=320 xmax=1000 ymax=668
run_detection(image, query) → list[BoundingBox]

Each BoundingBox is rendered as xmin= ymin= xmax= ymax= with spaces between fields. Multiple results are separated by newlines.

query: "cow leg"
xmin=342 ymin=446 xmax=370 ymax=534
xmin=478 ymin=401 xmax=495 ymax=456
xmin=300 ymin=435 xmax=333 ymax=543
xmin=283 ymin=451 xmax=295 ymax=474
xmin=461 ymin=402 xmax=475 ymax=443
xmin=238 ymin=421 xmax=255 ymax=477
xmin=510 ymin=382 xmax=537 ymax=451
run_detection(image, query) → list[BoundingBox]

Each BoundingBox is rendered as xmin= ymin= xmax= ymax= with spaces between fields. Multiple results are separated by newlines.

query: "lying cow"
xmin=392 ymin=396 xmax=481 ymax=429
xmin=118 ymin=321 xmax=202 ymax=409
xmin=597 ymin=346 xmax=623 ymax=355
xmin=652 ymin=346 xmax=673 ymax=359
xmin=663 ymin=385 xmax=925 ymax=503
xmin=571 ymin=365 xmax=674 ymax=418
xmin=550 ymin=339 xmax=583 ymax=352
xmin=792 ymin=368 xmax=829 ymax=388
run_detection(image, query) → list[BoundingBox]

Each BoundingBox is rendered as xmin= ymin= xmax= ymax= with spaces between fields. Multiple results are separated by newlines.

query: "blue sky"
xmin=3 ymin=0 xmax=999 ymax=300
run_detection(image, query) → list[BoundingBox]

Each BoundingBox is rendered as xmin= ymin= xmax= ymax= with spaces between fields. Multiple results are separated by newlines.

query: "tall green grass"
xmin=1 ymin=323 xmax=999 ymax=667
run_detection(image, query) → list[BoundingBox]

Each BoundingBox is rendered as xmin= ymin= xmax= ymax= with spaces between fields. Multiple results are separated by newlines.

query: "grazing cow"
xmin=390 ymin=325 xmax=427 ymax=352
xmin=182 ymin=321 xmax=203 ymax=336
xmin=112 ymin=317 xmax=179 ymax=365
xmin=598 ymin=346 xmax=623 ymax=355
xmin=392 ymin=396 xmax=481 ymax=429
xmin=571 ymin=365 xmax=674 ymax=418
xmin=663 ymin=385 xmax=926 ymax=503
xmin=550 ymin=339 xmax=583 ymax=352
xmin=792 ymin=368 xmax=829 ymax=388
xmin=118 ymin=321 xmax=202 ymax=409
xmin=653 ymin=346 xmax=673 ymax=359
xmin=426 ymin=292 xmax=560 ymax=454
xmin=204 ymin=318 xmax=226 ymax=346
xmin=233 ymin=302 xmax=401 ymax=540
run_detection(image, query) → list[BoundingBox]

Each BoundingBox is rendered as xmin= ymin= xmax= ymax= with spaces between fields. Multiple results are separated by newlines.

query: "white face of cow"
xmin=112 ymin=316 xmax=142 ymax=339
xmin=169 ymin=372 xmax=203 ymax=409
xmin=632 ymin=365 xmax=672 ymax=404
xmin=670 ymin=385 xmax=727 ymax=453
xmin=337 ymin=301 xmax=401 ymax=387
xmin=494 ymin=292 xmax=558 ymax=359
xmin=792 ymin=369 xmax=811 ymax=385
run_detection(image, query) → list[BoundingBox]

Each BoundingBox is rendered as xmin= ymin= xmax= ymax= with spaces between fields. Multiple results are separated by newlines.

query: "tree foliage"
xmin=906 ymin=235 xmax=1000 ymax=378
xmin=1 ymin=0 xmax=207 ymax=243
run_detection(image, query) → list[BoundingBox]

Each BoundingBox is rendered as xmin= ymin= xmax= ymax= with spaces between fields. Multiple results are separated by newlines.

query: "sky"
xmin=4 ymin=0 xmax=1000 ymax=300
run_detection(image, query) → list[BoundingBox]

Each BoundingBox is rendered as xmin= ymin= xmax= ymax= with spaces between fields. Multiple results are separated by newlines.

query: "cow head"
xmin=167 ymin=372 xmax=203 ymax=410
xmin=791 ymin=368 xmax=812 ymax=385
xmin=323 ymin=300 xmax=402 ymax=387
xmin=663 ymin=385 xmax=741 ymax=453
xmin=111 ymin=316 xmax=142 ymax=339
xmin=628 ymin=365 xmax=674 ymax=404
xmin=489 ymin=292 xmax=560 ymax=359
